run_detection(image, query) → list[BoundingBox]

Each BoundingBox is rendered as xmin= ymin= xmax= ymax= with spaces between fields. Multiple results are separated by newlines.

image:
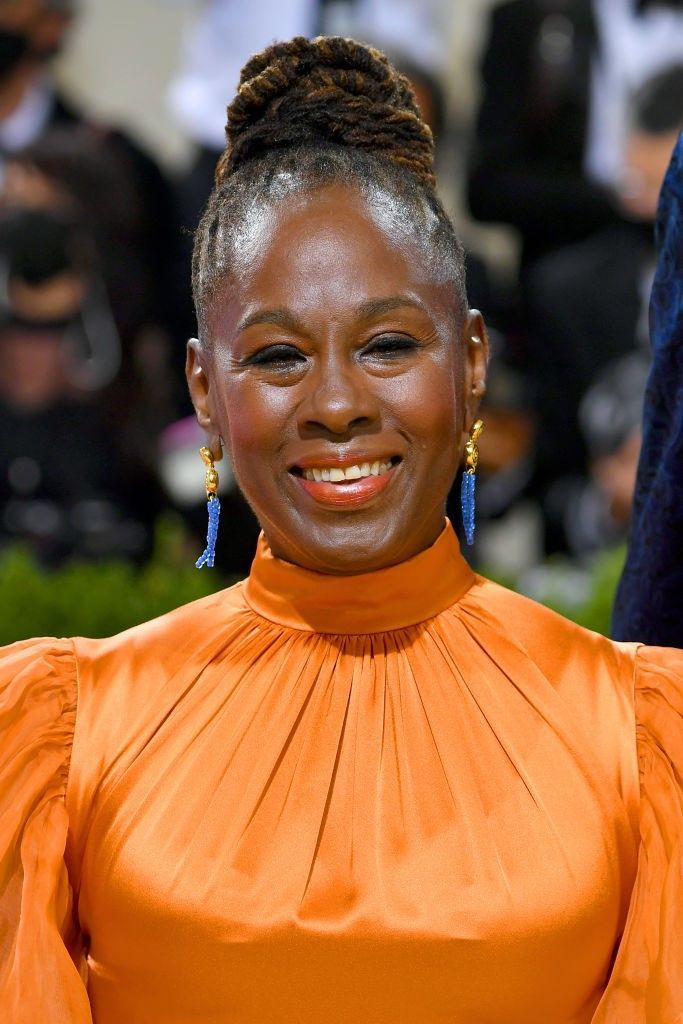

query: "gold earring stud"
xmin=464 ymin=419 xmax=484 ymax=473
xmin=199 ymin=446 xmax=219 ymax=498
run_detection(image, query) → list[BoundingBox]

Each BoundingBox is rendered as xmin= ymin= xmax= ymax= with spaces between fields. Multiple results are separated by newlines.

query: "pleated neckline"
xmin=244 ymin=520 xmax=475 ymax=634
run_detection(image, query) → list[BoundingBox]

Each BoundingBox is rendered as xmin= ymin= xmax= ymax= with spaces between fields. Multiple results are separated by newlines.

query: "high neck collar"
xmin=244 ymin=520 xmax=475 ymax=634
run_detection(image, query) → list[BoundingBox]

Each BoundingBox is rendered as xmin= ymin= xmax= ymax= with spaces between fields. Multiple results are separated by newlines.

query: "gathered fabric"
xmin=0 ymin=522 xmax=681 ymax=1023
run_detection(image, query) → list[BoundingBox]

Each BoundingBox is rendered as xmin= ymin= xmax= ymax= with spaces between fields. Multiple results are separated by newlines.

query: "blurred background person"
xmin=0 ymin=202 xmax=157 ymax=565
xmin=467 ymin=0 xmax=683 ymax=271
xmin=0 ymin=0 xmax=75 ymax=181
xmin=0 ymin=0 xmax=191 ymax=567
xmin=3 ymin=127 xmax=183 ymax=458
xmin=528 ymin=63 xmax=683 ymax=551
xmin=544 ymin=351 xmax=650 ymax=557
xmin=465 ymin=0 xmax=683 ymax=556
xmin=0 ymin=0 xmax=186 ymax=382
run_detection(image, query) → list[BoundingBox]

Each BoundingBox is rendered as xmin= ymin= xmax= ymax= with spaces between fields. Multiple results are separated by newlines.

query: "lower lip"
xmin=292 ymin=466 xmax=397 ymax=508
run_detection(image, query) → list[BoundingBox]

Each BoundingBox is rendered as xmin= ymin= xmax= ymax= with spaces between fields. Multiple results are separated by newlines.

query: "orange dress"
xmin=0 ymin=522 xmax=681 ymax=1023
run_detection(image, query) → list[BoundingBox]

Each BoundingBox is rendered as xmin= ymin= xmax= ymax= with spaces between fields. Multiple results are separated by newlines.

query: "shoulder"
xmin=0 ymin=636 xmax=78 ymax=806
xmin=0 ymin=582 xmax=255 ymax=738
xmin=461 ymin=574 xmax=639 ymax=694
xmin=63 ymin=581 xmax=259 ymax=805
xmin=598 ymin=642 xmax=683 ymax=1014
xmin=70 ymin=580 xmax=257 ymax=734
xmin=0 ymin=636 xmax=78 ymax=712
xmin=72 ymin=579 xmax=252 ymax=684
xmin=634 ymin=643 xmax=683 ymax=719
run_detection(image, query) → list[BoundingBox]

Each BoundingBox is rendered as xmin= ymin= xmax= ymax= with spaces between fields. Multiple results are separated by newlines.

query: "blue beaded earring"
xmin=461 ymin=419 xmax=484 ymax=546
xmin=196 ymin=446 xmax=221 ymax=568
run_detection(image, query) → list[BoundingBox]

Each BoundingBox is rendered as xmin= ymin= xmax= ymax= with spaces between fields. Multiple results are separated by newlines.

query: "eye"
xmin=245 ymin=344 xmax=307 ymax=369
xmin=362 ymin=334 xmax=420 ymax=358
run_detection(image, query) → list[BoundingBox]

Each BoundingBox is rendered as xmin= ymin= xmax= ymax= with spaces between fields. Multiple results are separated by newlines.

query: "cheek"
xmin=395 ymin=360 xmax=462 ymax=461
xmin=215 ymin=377 xmax=291 ymax=480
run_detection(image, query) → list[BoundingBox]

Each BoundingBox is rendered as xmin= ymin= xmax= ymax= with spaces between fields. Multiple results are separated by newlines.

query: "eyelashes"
xmin=243 ymin=334 xmax=421 ymax=369
xmin=245 ymin=344 xmax=305 ymax=368
xmin=364 ymin=335 xmax=420 ymax=357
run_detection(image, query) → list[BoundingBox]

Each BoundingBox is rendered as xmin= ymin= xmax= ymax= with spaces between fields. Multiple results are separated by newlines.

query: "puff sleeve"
xmin=0 ymin=638 xmax=92 ymax=1023
xmin=594 ymin=644 xmax=683 ymax=1022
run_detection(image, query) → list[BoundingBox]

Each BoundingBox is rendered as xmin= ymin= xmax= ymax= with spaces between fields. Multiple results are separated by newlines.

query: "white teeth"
xmin=301 ymin=460 xmax=396 ymax=482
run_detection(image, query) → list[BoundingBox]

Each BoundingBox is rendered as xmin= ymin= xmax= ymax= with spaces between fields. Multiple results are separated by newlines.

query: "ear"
xmin=185 ymin=338 xmax=223 ymax=462
xmin=460 ymin=309 xmax=489 ymax=434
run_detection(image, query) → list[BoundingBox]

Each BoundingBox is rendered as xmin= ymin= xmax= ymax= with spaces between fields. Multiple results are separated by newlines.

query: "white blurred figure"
xmin=163 ymin=0 xmax=450 ymax=152
xmin=586 ymin=0 xmax=683 ymax=195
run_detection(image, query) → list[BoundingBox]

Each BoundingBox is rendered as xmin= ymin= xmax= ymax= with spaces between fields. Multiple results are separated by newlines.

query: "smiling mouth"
xmin=289 ymin=457 xmax=402 ymax=508
xmin=291 ymin=458 xmax=397 ymax=482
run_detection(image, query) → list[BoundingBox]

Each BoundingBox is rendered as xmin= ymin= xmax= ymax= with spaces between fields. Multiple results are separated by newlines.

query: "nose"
xmin=300 ymin=360 xmax=378 ymax=437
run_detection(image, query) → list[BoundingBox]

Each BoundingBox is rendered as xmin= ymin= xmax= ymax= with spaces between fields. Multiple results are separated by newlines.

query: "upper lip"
xmin=289 ymin=451 xmax=401 ymax=472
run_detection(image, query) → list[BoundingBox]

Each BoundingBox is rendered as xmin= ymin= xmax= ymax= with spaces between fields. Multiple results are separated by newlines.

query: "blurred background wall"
xmin=55 ymin=0 xmax=194 ymax=169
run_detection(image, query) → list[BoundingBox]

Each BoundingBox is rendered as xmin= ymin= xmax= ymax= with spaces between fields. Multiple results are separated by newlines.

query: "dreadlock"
xmin=193 ymin=36 xmax=466 ymax=336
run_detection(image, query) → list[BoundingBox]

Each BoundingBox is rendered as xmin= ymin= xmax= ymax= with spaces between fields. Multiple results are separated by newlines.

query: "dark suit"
xmin=612 ymin=133 xmax=683 ymax=645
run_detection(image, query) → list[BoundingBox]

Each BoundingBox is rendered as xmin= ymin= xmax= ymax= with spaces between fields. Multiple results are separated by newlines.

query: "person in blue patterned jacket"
xmin=612 ymin=133 xmax=683 ymax=645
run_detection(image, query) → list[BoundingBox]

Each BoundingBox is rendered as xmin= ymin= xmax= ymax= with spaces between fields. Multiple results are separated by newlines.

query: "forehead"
xmin=208 ymin=183 xmax=456 ymax=331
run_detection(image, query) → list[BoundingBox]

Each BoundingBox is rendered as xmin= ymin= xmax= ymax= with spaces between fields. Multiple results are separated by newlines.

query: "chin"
xmin=241 ymin=467 xmax=446 ymax=574
xmin=303 ymin=534 xmax=396 ymax=575
xmin=269 ymin=508 xmax=434 ymax=576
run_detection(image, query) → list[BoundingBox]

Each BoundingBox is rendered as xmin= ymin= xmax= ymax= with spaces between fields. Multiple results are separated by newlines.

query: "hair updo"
xmin=192 ymin=36 xmax=467 ymax=337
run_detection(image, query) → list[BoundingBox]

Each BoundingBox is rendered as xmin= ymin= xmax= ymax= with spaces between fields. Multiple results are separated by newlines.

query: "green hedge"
xmin=0 ymin=518 xmax=230 ymax=646
xmin=0 ymin=518 xmax=626 ymax=646
xmin=506 ymin=545 xmax=626 ymax=636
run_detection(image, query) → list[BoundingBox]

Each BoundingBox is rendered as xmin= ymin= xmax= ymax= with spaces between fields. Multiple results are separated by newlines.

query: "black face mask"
xmin=0 ymin=29 xmax=29 ymax=79
xmin=635 ymin=0 xmax=683 ymax=10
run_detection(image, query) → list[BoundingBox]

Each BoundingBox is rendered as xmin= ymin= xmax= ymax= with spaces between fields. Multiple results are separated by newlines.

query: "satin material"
xmin=1 ymin=522 xmax=682 ymax=1023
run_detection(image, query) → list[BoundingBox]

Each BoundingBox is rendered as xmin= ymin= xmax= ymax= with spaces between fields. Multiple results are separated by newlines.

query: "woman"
xmin=0 ymin=37 xmax=681 ymax=1024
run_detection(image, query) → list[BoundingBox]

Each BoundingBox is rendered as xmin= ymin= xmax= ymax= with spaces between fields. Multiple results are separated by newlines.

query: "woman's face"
xmin=187 ymin=182 xmax=487 ymax=574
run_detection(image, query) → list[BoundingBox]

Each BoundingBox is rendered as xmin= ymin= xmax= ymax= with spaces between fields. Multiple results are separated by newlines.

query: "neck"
xmin=0 ymin=64 xmax=39 ymax=121
xmin=244 ymin=519 xmax=476 ymax=634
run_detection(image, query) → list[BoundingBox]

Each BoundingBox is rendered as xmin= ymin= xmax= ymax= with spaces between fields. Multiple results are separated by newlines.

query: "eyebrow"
xmin=237 ymin=296 xmax=428 ymax=334
xmin=237 ymin=308 xmax=302 ymax=333
xmin=355 ymin=296 xmax=428 ymax=320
